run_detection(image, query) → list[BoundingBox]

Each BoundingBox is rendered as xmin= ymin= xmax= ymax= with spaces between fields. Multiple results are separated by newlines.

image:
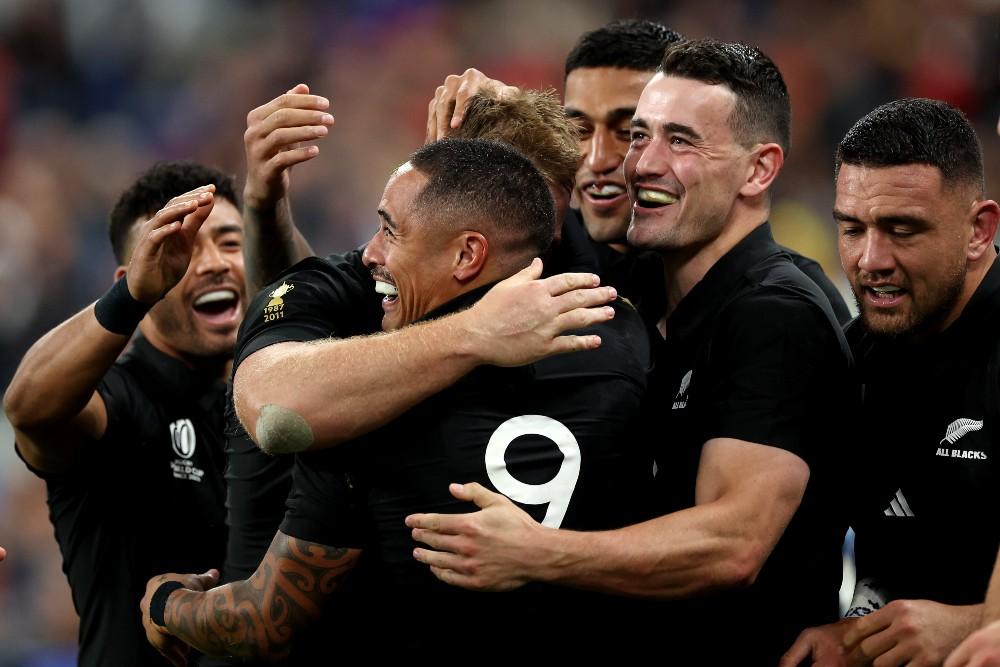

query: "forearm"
xmin=236 ymin=310 xmax=482 ymax=452
xmin=4 ymin=305 xmax=123 ymax=467
xmin=243 ymin=198 xmax=314 ymax=295
xmin=525 ymin=503 xmax=767 ymax=598
xmin=163 ymin=535 xmax=358 ymax=661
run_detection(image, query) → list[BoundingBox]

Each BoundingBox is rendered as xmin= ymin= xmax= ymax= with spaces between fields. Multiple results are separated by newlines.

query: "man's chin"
xmin=581 ymin=212 xmax=630 ymax=245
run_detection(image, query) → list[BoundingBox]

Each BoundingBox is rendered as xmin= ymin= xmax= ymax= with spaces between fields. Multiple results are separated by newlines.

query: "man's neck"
xmin=138 ymin=322 xmax=233 ymax=380
xmin=660 ymin=214 xmax=768 ymax=314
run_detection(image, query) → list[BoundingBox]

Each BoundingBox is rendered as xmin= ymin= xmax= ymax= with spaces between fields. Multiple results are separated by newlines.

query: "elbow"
xmin=715 ymin=541 xmax=769 ymax=590
xmin=249 ymin=403 xmax=318 ymax=455
xmin=3 ymin=383 xmax=31 ymax=432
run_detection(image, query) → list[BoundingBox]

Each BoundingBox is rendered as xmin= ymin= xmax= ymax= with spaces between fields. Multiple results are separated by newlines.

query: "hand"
xmin=244 ymin=83 xmax=334 ymax=209
xmin=0 ymin=546 xmax=6 ymax=562
xmin=425 ymin=68 xmax=520 ymax=142
xmin=140 ymin=569 xmax=219 ymax=667
xmin=455 ymin=258 xmax=616 ymax=367
xmin=126 ymin=186 xmax=216 ymax=304
xmin=779 ymin=619 xmax=859 ymax=667
xmin=946 ymin=619 xmax=1000 ymax=667
xmin=406 ymin=482 xmax=542 ymax=591
xmin=844 ymin=600 xmax=981 ymax=667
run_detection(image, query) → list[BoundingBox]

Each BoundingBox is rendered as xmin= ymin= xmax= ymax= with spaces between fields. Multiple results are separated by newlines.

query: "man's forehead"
xmin=636 ymin=73 xmax=736 ymax=120
xmin=835 ymin=163 xmax=944 ymax=210
xmin=564 ymin=66 xmax=653 ymax=112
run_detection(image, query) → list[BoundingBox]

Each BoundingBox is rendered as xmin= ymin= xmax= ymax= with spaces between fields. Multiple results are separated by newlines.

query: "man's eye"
xmin=630 ymin=131 xmax=648 ymax=143
xmin=670 ymin=136 xmax=690 ymax=146
xmin=840 ymin=227 xmax=862 ymax=237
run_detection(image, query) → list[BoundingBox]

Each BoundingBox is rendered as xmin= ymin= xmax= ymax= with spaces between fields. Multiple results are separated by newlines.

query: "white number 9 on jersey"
xmin=484 ymin=415 xmax=581 ymax=528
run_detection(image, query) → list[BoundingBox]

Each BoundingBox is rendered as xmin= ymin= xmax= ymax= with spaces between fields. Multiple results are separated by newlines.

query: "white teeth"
xmin=637 ymin=189 xmax=678 ymax=204
xmin=194 ymin=289 xmax=237 ymax=306
xmin=374 ymin=281 xmax=398 ymax=297
xmin=872 ymin=286 xmax=901 ymax=294
xmin=589 ymin=184 xmax=625 ymax=196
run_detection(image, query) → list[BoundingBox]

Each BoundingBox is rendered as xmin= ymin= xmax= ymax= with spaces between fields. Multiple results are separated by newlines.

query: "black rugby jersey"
xmin=649 ymin=223 xmax=856 ymax=664
xmin=17 ymin=335 xmax=228 ymax=667
xmin=280 ymin=285 xmax=656 ymax=649
xmin=847 ymin=255 xmax=1000 ymax=611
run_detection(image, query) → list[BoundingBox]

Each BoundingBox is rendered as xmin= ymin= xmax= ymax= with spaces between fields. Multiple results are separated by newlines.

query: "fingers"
xmin=553 ymin=303 xmax=616 ymax=334
xmin=426 ymin=69 xmax=507 ymax=141
xmin=413 ymin=547 xmax=468 ymax=572
xmin=853 ymin=629 xmax=896 ymax=665
xmin=541 ymin=271 xmax=603 ymax=297
xmin=190 ymin=568 xmax=220 ymax=590
xmin=247 ymin=91 xmax=330 ymax=126
xmin=452 ymin=482 xmax=505 ymax=509
xmin=429 ymin=565 xmax=477 ymax=589
xmin=778 ymin=637 xmax=814 ymax=667
xmin=404 ymin=512 xmax=464 ymax=535
xmin=845 ymin=610 xmax=890 ymax=647
xmin=410 ymin=527 xmax=464 ymax=552
xmin=547 ymin=333 xmax=603 ymax=354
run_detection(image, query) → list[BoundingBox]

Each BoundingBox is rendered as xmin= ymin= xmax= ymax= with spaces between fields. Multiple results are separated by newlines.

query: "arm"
xmin=5 ymin=188 xmax=216 ymax=472
xmin=425 ymin=68 xmax=520 ymax=142
xmin=243 ymin=84 xmax=331 ymax=293
xmin=408 ymin=437 xmax=809 ymax=597
xmin=943 ymin=552 xmax=1000 ymax=667
xmin=235 ymin=260 xmax=617 ymax=453
xmin=142 ymin=532 xmax=360 ymax=664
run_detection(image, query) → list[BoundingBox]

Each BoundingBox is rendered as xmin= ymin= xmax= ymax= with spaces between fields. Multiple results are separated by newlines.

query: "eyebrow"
xmin=833 ymin=209 xmax=930 ymax=228
xmin=832 ymin=209 xmax=860 ymax=223
xmin=629 ymin=119 xmax=703 ymax=143
xmin=210 ymin=222 xmax=243 ymax=236
xmin=378 ymin=208 xmax=396 ymax=230
xmin=566 ymin=106 xmax=636 ymax=126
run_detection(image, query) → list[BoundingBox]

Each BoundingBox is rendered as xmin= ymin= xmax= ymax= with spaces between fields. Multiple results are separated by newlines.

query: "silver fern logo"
xmin=939 ymin=418 xmax=984 ymax=446
xmin=672 ymin=370 xmax=693 ymax=410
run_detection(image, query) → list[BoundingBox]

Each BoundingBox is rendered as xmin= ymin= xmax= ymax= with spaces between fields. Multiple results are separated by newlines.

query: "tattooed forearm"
xmin=164 ymin=532 xmax=359 ymax=661
xmin=243 ymin=201 xmax=314 ymax=294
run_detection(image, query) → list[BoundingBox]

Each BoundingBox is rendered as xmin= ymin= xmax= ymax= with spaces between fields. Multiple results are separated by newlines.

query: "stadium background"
xmin=0 ymin=0 xmax=996 ymax=663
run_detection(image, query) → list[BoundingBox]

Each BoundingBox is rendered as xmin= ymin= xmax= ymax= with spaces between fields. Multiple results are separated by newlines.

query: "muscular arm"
xmin=3 ymin=304 xmax=119 ymax=471
xmin=411 ymin=438 xmax=809 ymax=596
xmin=243 ymin=197 xmax=314 ymax=295
xmin=154 ymin=532 xmax=359 ymax=663
xmin=235 ymin=263 xmax=616 ymax=453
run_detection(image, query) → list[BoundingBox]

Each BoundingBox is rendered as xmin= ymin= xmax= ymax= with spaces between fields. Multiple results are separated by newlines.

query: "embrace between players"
xmin=6 ymin=19 xmax=1000 ymax=667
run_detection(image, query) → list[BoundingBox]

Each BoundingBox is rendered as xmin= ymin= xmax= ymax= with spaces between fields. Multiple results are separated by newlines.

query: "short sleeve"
xmin=279 ymin=450 xmax=367 ymax=548
xmin=703 ymin=290 xmax=843 ymax=460
xmin=234 ymin=253 xmax=379 ymax=369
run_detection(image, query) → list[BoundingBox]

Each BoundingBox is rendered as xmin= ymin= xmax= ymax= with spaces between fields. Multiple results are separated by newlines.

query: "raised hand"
xmin=243 ymin=83 xmax=334 ymax=209
xmin=126 ymin=186 xmax=216 ymax=304
xmin=425 ymin=68 xmax=520 ymax=143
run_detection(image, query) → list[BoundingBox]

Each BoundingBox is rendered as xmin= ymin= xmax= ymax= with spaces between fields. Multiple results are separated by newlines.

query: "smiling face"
xmin=362 ymin=164 xmax=458 ymax=331
xmin=624 ymin=74 xmax=755 ymax=252
xmin=137 ymin=198 xmax=247 ymax=361
xmin=834 ymin=163 xmax=983 ymax=338
xmin=565 ymin=66 xmax=652 ymax=244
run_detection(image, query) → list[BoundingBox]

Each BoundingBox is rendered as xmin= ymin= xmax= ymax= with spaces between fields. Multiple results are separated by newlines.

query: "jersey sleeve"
xmin=279 ymin=450 xmax=367 ymax=549
xmin=703 ymin=289 xmax=844 ymax=461
xmin=234 ymin=252 xmax=378 ymax=369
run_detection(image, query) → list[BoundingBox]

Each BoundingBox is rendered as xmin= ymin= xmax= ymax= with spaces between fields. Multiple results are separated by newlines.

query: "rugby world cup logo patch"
xmin=169 ymin=418 xmax=197 ymax=459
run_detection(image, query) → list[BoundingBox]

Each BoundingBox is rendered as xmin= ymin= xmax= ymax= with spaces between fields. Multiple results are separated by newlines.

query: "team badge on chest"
xmin=169 ymin=418 xmax=205 ymax=482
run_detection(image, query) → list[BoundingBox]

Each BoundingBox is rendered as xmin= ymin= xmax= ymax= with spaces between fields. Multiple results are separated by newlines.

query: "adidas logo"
xmin=883 ymin=488 xmax=915 ymax=518
xmin=940 ymin=418 xmax=983 ymax=446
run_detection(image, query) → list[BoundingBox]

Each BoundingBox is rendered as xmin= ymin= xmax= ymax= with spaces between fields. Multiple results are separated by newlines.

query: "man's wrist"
xmin=149 ymin=581 xmax=185 ymax=629
xmin=438 ymin=308 xmax=487 ymax=366
xmin=95 ymin=275 xmax=154 ymax=335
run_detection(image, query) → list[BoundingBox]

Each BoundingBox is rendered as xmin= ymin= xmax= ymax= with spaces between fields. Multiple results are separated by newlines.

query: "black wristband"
xmin=150 ymin=581 xmax=185 ymax=628
xmin=94 ymin=275 xmax=153 ymax=336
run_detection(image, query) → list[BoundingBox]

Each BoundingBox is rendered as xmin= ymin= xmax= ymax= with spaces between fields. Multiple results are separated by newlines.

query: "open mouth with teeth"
xmin=374 ymin=280 xmax=398 ymax=305
xmin=635 ymin=188 xmax=679 ymax=209
xmin=585 ymin=183 xmax=626 ymax=201
xmin=192 ymin=289 xmax=241 ymax=326
xmin=864 ymin=284 xmax=906 ymax=307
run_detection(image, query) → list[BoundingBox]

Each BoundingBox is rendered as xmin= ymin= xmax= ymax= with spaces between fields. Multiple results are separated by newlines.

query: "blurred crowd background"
xmin=0 ymin=0 xmax=996 ymax=663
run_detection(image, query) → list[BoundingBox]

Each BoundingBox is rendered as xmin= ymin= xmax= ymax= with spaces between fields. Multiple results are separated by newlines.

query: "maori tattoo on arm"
xmin=164 ymin=531 xmax=360 ymax=661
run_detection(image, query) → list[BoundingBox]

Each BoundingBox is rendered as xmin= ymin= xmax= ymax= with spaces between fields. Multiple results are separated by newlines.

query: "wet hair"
xmin=565 ymin=19 xmax=685 ymax=76
xmin=449 ymin=88 xmax=579 ymax=193
xmin=658 ymin=38 xmax=791 ymax=154
xmin=835 ymin=98 xmax=985 ymax=193
xmin=108 ymin=160 xmax=239 ymax=264
xmin=409 ymin=138 xmax=555 ymax=258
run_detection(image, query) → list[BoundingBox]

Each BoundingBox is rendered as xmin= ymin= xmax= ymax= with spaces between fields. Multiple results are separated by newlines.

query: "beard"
xmin=855 ymin=263 xmax=966 ymax=341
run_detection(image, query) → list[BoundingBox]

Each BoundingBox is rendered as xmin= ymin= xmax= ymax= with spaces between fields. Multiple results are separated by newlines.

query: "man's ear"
xmin=967 ymin=198 xmax=1000 ymax=262
xmin=453 ymin=231 xmax=489 ymax=282
xmin=113 ymin=266 xmax=127 ymax=283
xmin=739 ymin=143 xmax=784 ymax=198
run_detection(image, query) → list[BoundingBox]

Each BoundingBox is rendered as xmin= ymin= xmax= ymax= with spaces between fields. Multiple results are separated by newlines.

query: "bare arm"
xmin=5 ymin=188 xmax=216 ymax=472
xmin=235 ymin=261 xmax=617 ymax=453
xmin=243 ymin=84 xmax=332 ymax=293
xmin=408 ymin=438 xmax=809 ymax=597
xmin=142 ymin=532 xmax=359 ymax=664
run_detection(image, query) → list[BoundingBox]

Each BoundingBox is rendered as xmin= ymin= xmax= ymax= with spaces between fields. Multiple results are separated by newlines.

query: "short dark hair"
xmin=108 ymin=161 xmax=239 ymax=264
xmin=450 ymin=88 xmax=579 ymax=192
xmin=409 ymin=138 xmax=555 ymax=259
xmin=565 ymin=19 xmax=685 ymax=77
xmin=835 ymin=98 xmax=985 ymax=193
xmin=658 ymin=39 xmax=791 ymax=154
